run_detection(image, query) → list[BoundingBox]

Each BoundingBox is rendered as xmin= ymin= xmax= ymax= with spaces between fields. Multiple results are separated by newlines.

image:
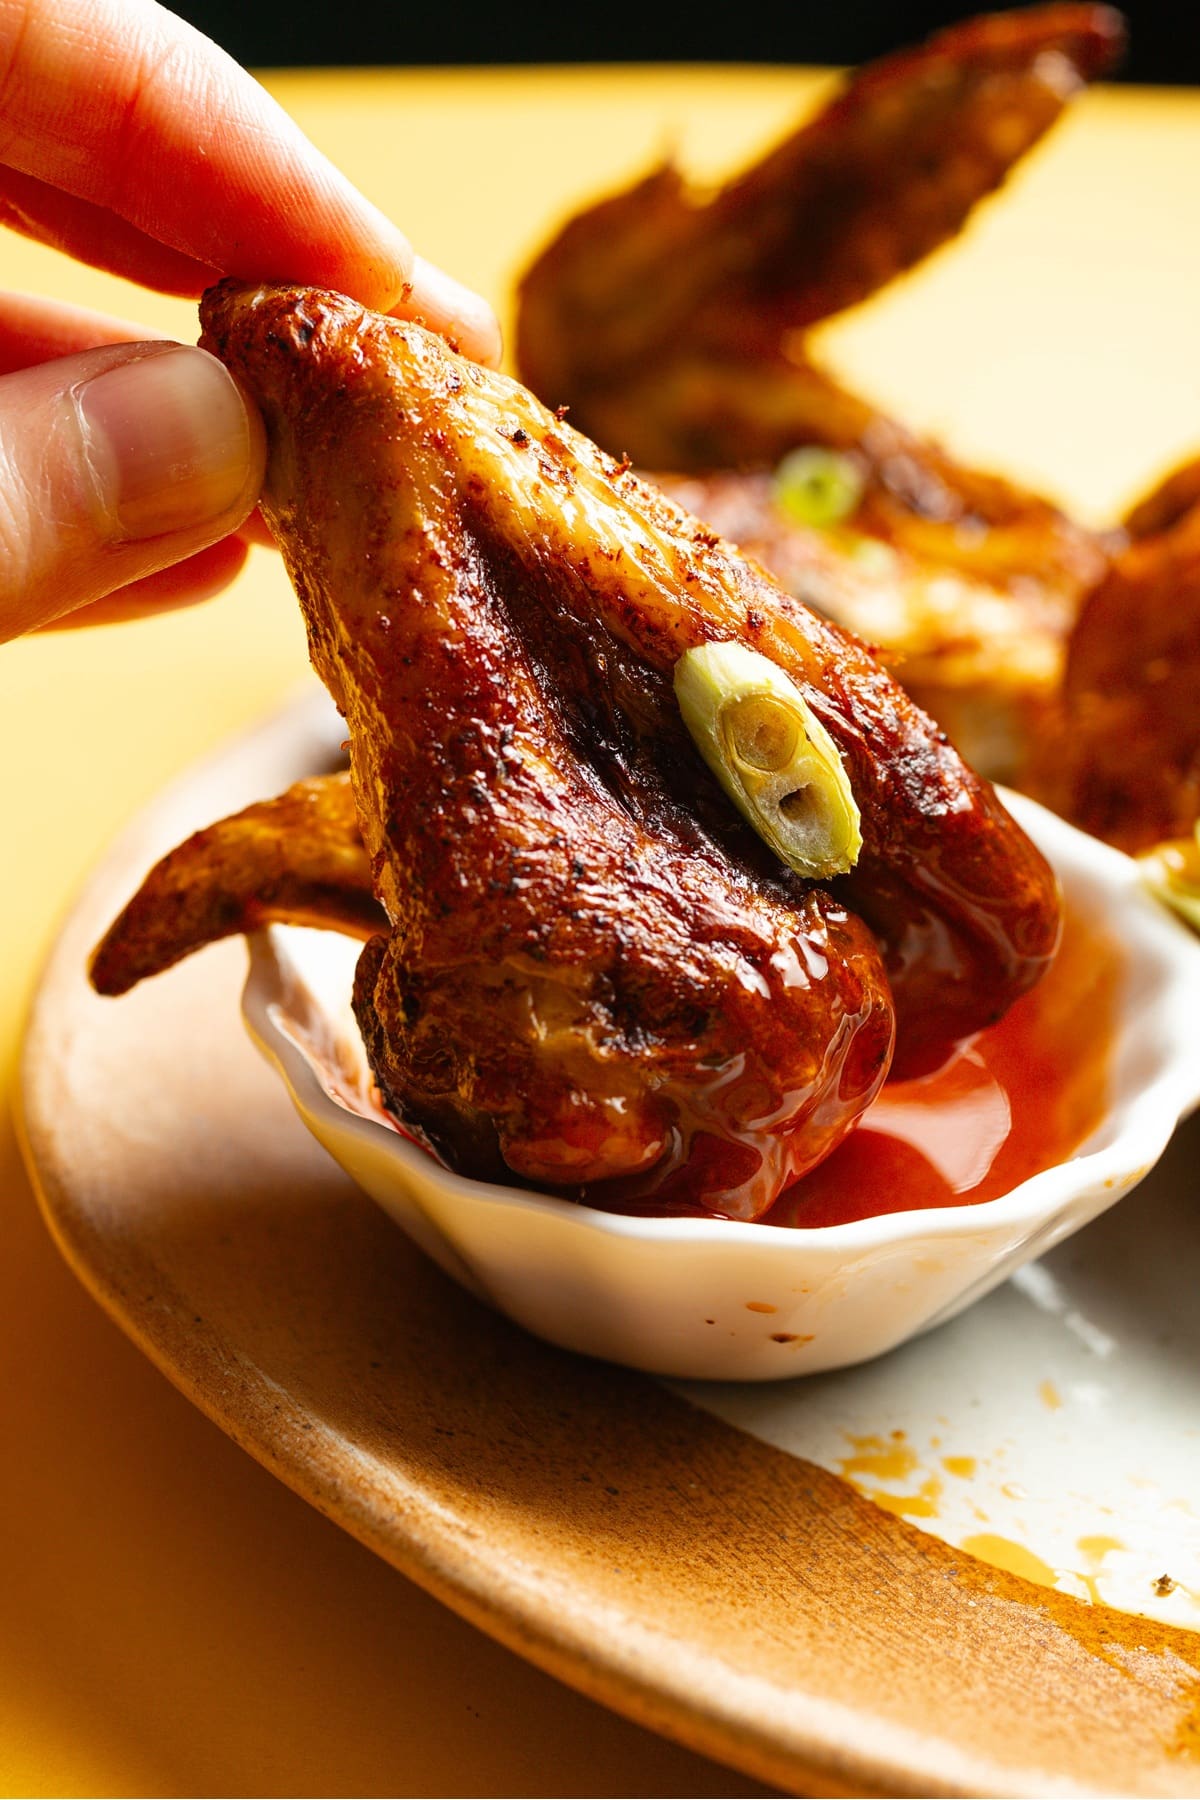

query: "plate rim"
xmin=18 ymin=687 xmax=1200 ymax=1800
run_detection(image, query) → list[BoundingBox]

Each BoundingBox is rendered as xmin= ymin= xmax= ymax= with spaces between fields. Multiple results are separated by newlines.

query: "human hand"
xmin=0 ymin=0 xmax=502 ymax=641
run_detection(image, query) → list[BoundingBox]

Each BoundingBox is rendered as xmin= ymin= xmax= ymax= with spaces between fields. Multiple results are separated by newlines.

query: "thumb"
xmin=0 ymin=340 xmax=265 ymax=640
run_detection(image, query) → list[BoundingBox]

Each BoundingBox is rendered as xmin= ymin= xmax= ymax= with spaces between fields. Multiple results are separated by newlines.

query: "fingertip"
xmin=35 ymin=533 xmax=253 ymax=630
xmin=394 ymin=255 xmax=503 ymax=368
xmin=467 ymin=309 xmax=505 ymax=372
xmin=0 ymin=340 xmax=267 ymax=639
xmin=324 ymin=203 xmax=417 ymax=315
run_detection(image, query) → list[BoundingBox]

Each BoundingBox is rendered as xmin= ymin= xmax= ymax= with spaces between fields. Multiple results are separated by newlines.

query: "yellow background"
xmin=2 ymin=63 xmax=1199 ymax=1795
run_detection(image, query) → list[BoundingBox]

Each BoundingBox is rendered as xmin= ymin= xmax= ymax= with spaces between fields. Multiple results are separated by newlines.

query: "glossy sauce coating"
xmin=765 ymin=900 xmax=1118 ymax=1228
xmin=579 ymin=900 xmax=1116 ymax=1223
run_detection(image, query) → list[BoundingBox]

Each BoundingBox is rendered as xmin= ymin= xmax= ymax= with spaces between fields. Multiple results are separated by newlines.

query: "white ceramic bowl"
xmin=241 ymin=792 xmax=1200 ymax=1381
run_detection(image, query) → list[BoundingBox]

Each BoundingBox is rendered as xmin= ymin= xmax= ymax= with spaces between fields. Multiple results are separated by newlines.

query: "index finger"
xmin=0 ymin=0 xmax=501 ymax=360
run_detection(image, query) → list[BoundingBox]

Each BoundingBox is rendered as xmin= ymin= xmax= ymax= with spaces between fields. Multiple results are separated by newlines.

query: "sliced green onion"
xmin=772 ymin=446 xmax=864 ymax=530
xmin=1137 ymin=824 xmax=1200 ymax=933
xmin=674 ymin=640 xmax=862 ymax=878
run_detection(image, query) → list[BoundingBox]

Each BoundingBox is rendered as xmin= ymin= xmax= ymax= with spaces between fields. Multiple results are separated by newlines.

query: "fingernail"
xmin=75 ymin=345 xmax=257 ymax=540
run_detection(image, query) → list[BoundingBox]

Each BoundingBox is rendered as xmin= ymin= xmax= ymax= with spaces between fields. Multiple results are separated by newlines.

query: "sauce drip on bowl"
xmin=764 ymin=902 xmax=1118 ymax=1228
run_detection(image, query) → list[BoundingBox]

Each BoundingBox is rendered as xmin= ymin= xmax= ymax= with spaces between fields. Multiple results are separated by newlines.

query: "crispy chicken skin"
xmin=89 ymin=772 xmax=383 ymax=996
xmin=93 ymin=280 xmax=1059 ymax=1221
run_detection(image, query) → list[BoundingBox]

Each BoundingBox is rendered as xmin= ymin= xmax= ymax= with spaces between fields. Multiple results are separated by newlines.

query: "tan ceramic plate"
xmin=19 ymin=689 xmax=1200 ymax=1800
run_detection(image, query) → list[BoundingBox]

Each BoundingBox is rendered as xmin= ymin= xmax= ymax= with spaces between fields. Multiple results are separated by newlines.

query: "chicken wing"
xmin=92 ymin=281 xmax=1059 ymax=1221
xmin=515 ymin=4 xmax=1124 ymax=455
xmin=1023 ymin=465 xmax=1200 ymax=850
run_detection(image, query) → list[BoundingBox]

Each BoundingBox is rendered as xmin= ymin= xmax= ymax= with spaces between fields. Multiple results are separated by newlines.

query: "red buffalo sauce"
xmin=764 ymin=902 xmax=1120 ymax=1229
xmin=360 ymin=900 xmax=1119 ymax=1229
